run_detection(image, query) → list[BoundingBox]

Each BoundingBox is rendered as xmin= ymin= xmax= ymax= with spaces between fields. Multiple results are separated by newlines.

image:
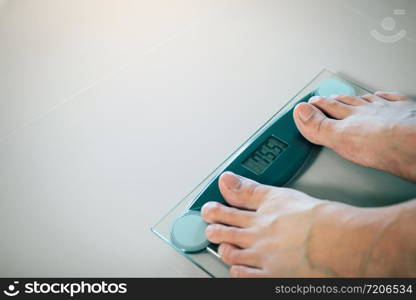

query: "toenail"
xmin=218 ymin=244 xmax=225 ymax=257
xmin=222 ymin=171 xmax=241 ymax=191
xmin=297 ymin=104 xmax=315 ymax=122
xmin=309 ymin=96 xmax=321 ymax=103
xmin=205 ymin=226 xmax=215 ymax=238
xmin=201 ymin=202 xmax=216 ymax=219
xmin=203 ymin=202 xmax=218 ymax=212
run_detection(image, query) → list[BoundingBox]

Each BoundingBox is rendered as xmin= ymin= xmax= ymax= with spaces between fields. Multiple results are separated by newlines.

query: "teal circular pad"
xmin=171 ymin=210 xmax=210 ymax=253
xmin=316 ymin=79 xmax=356 ymax=97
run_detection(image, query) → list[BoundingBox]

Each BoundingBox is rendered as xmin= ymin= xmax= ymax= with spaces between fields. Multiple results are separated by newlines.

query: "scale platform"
xmin=152 ymin=69 xmax=416 ymax=277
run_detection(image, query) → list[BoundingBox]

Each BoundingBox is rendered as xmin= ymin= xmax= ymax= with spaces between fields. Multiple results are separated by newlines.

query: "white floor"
xmin=0 ymin=0 xmax=415 ymax=277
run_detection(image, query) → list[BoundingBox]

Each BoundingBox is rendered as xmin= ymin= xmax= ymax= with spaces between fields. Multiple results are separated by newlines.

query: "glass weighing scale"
xmin=152 ymin=69 xmax=416 ymax=277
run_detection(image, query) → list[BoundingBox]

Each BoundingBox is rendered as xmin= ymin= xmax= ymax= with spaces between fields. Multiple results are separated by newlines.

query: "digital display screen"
xmin=241 ymin=136 xmax=288 ymax=175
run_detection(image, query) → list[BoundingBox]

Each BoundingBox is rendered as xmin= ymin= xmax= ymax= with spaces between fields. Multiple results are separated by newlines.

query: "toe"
xmin=361 ymin=93 xmax=385 ymax=102
xmin=375 ymin=91 xmax=409 ymax=101
xmin=332 ymin=94 xmax=367 ymax=106
xmin=293 ymin=102 xmax=338 ymax=148
xmin=218 ymin=172 xmax=270 ymax=210
xmin=309 ymin=96 xmax=354 ymax=119
xmin=230 ymin=265 xmax=267 ymax=278
xmin=201 ymin=202 xmax=255 ymax=228
xmin=205 ymin=224 xmax=254 ymax=248
xmin=218 ymin=243 xmax=260 ymax=267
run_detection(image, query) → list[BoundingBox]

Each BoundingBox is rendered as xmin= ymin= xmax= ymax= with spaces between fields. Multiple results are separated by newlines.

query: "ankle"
xmin=306 ymin=202 xmax=362 ymax=276
xmin=307 ymin=202 xmax=397 ymax=277
xmin=395 ymin=127 xmax=416 ymax=182
xmin=368 ymin=201 xmax=416 ymax=276
xmin=380 ymin=123 xmax=416 ymax=182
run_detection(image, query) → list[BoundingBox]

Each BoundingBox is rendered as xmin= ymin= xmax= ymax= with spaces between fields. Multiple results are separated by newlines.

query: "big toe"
xmin=218 ymin=172 xmax=269 ymax=211
xmin=293 ymin=102 xmax=338 ymax=148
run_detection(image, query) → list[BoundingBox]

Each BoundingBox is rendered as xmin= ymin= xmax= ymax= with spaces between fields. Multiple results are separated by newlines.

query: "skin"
xmin=201 ymin=92 xmax=416 ymax=277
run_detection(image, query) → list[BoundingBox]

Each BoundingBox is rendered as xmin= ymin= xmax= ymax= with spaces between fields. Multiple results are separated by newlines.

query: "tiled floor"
xmin=0 ymin=0 xmax=415 ymax=276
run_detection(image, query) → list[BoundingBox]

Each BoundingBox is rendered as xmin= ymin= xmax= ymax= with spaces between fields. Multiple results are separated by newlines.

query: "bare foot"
xmin=293 ymin=92 xmax=416 ymax=182
xmin=201 ymin=172 xmax=416 ymax=277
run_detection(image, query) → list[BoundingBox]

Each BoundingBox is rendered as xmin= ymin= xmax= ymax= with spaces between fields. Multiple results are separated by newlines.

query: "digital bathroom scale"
xmin=152 ymin=69 xmax=416 ymax=277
